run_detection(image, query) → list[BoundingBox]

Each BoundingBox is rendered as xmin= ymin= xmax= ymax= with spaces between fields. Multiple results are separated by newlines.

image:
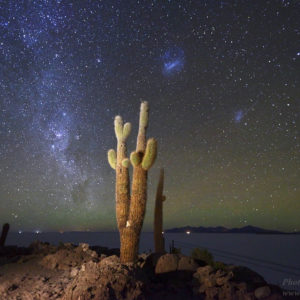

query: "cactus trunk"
xmin=120 ymin=227 xmax=140 ymax=263
xmin=115 ymin=141 xmax=130 ymax=230
xmin=154 ymin=168 xmax=166 ymax=253
xmin=0 ymin=223 xmax=10 ymax=247
xmin=108 ymin=102 xmax=157 ymax=263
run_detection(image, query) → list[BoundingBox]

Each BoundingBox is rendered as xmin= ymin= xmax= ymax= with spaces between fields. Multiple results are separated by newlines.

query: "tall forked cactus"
xmin=154 ymin=168 xmax=166 ymax=253
xmin=108 ymin=101 xmax=157 ymax=263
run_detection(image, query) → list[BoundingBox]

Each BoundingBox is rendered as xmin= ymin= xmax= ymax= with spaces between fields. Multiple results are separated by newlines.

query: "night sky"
xmin=0 ymin=0 xmax=299 ymax=232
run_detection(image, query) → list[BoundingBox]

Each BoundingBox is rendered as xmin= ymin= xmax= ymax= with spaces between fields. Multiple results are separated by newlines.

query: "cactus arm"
xmin=122 ymin=122 xmax=131 ymax=141
xmin=122 ymin=158 xmax=130 ymax=168
xmin=107 ymin=149 xmax=117 ymax=169
xmin=130 ymin=151 xmax=142 ymax=167
xmin=114 ymin=115 xmax=123 ymax=141
xmin=136 ymin=101 xmax=149 ymax=153
xmin=141 ymin=138 xmax=157 ymax=170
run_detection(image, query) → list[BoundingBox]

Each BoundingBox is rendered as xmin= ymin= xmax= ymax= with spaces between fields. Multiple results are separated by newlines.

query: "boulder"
xmin=99 ymin=254 xmax=120 ymax=267
xmin=137 ymin=252 xmax=162 ymax=274
xmin=155 ymin=253 xmax=179 ymax=274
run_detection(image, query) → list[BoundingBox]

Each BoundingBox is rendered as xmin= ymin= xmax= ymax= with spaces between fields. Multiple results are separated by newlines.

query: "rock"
xmin=78 ymin=243 xmax=89 ymax=252
xmin=70 ymin=267 xmax=79 ymax=277
xmin=244 ymin=293 xmax=255 ymax=300
xmin=139 ymin=253 xmax=162 ymax=269
xmin=193 ymin=265 xmax=214 ymax=284
xmin=193 ymin=265 xmax=239 ymax=299
xmin=99 ymin=253 xmax=107 ymax=261
xmin=205 ymin=286 xmax=219 ymax=299
xmin=177 ymin=256 xmax=199 ymax=272
xmin=90 ymin=245 xmax=120 ymax=257
xmin=195 ymin=265 xmax=214 ymax=276
xmin=8 ymin=283 xmax=18 ymax=291
xmin=40 ymin=254 xmax=58 ymax=269
xmin=40 ymin=244 xmax=99 ymax=271
xmin=254 ymin=285 xmax=271 ymax=299
xmin=99 ymin=254 xmax=120 ymax=267
xmin=0 ymin=281 xmax=10 ymax=294
xmin=0 ymin=242 xmax=287 ymax=300
xmin=193 ymin=265 xmax=215 ymax=295
xmin=215 ymin=269 xmax=233 ymax=286
xmin=61 ymin=242 xmax=74 ymax=249
xmin=63 ymin=256 xmax=147 ymax=300
xmin=29 ymin=241 xmax=57 ymax=255
xmin=235 ymin=282 xmax=249 ymax=299
xmin=155 ymin=253 xmax=179 ymax=274
xmin=229 ymin=265 xmax=266 ymax=289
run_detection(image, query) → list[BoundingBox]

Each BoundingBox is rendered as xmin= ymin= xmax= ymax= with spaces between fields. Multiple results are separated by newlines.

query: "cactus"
xmin=108 ymin=101 xmax=157 ymax=263
xmin=154 ymin=168 xmax=166 ymax=253
xmin=0 ymin=223 xmax=10 ymax=247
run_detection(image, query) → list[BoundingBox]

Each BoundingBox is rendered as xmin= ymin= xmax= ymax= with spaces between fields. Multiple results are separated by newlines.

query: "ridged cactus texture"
xmin=0 ymin=223 xmax=9 ymax=247
xmin=108 ymin=101 xmax=157 ymax=263
xmin=154 ymin=168 xmax=166 ymax=253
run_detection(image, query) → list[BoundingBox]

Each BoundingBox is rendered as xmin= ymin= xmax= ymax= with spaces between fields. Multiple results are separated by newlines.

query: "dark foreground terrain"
xmin=0 ymin=242 xmax=298 ymax=300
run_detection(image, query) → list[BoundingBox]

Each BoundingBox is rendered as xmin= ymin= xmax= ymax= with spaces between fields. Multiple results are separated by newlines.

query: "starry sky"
xmin=0 ymin=0 xmax=299 ymax=232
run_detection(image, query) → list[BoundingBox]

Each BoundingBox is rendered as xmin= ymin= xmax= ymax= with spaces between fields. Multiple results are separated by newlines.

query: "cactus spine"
xmin=108 ymin=101 xmax=157 ymax=263
xmin=0 ymin=223 xmax=10 ymax=247
xmin=154 ymin=168 xmax=166 ymax=253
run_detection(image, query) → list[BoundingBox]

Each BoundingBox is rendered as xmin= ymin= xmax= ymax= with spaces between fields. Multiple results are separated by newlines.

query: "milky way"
xmin=0 ymin=0 xmax=299 ymax=231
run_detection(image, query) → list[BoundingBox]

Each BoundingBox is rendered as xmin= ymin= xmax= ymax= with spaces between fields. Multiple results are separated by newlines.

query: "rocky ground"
xmin=0 ymin=241 xmax=298 ymax=300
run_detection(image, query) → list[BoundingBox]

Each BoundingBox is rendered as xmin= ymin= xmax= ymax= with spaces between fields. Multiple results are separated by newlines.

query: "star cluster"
xmin=0 ymin=0 xmax=299 ymax=232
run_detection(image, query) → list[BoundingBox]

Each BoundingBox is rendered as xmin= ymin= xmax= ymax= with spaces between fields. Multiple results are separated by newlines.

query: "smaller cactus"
xmin=154 ymin=169 xmax=166 ymax=253
xmin=0 ymin=223 xmax=10 ymax=247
